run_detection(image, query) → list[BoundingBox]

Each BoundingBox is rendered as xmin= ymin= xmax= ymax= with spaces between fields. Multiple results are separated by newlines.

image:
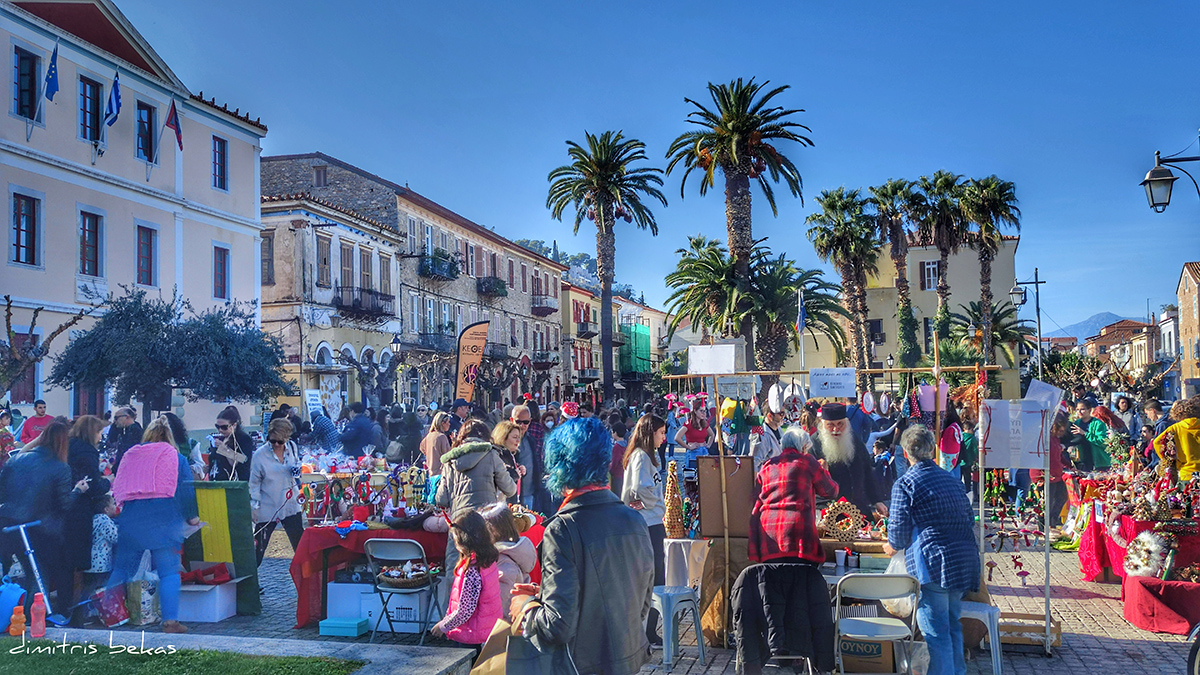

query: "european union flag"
xmin=43 ymin=44 xmax=58 ymax=101
xmin=104 ymin=70 xmax=121 ymax=127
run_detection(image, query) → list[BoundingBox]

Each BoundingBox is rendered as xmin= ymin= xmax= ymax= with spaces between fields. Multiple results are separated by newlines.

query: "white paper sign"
xmin=712 ymin=376 xmax=759 ymax=400
xmin=808 ymin=368 xmax=857 ymax=398
xmin=979 ymin=398 xmax=1055 ymax=469
xmin=304 ymin=389 xmax=324 ymax=417
xmin=688 ymin=344 xmax=738 ymax=375
xmin=1025 ymin=379 xmax=1065 ymax=414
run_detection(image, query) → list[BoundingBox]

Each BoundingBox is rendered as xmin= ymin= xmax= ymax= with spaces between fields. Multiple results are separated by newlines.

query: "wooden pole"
xmin=713 ymin=376 xmax=732 ymax=645
xmin=932 ymin=330 xmax=943 ymax=461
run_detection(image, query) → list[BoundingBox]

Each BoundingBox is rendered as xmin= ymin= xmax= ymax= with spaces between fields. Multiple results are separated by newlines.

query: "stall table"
xmin=1122 ymin=575 xmax=1200 ymax=635
xmin=289 ymin=526 xmax=447 ymax=628
xmin=1079 ymin=513 xmax=1200 ymax=582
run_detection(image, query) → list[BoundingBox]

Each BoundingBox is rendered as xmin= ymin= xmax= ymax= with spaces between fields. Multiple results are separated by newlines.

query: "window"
xmin=213 ymin=246 xmax=229 ymax=299
xmin=339 ymin=243 xmax=354 ymax=288
xmin=79 ymin=76 xmax=101 ymax=141
xmin=426 ymin=299 xmax=435 ymax=331
xmin=510 ymin=318 xmax=517 ymax=348
xmin=80 ymin=212 xmax=101 ymax=277
xmin=136 ymin=226 xmax=155 ymax=286
xmin=407 ymin=217 xmax=417 ymax=254
xmin=441 ymin=302 xmax=450 ymax=330
xmin=14 ymin=47 xmax=39 ymax=121
xmin=553 ymin=326 xmax=558 ymax=344
xmin=8 ymin=333 xmax=37 ymax=404
xmin=440 ymin=231 xmax=449 ymax=250
xmin=12 ymin=194 xmax=38 ymax=265
xmin=424 ymin=224 xmax=433 ymax=255
xmin=470 ymin=306 xmax=478 ymax=325
xmin=521 ymin=263 xmax=528 ymax=292
xmin=136 ymin=102 xmax=156 ymax=161
xmin=211 ymin=136 xmax=228 ymax=190
xmin=508 ymin=259 xmax=515 ymax=287
xmin=923 ymin=317 xmax=933 ymax=353
xmin=73 ymin=382 xmax=105 ymax=416
xmin=314 ymin=165 xmax=327 ymax=187
xmin=919 ymin=260 xmax=940 ymax=291
xmin=379 ymin=255 xmax=391 ymax=295
xmin=360 ymin=249 xmax=372 ymax=289
xmin=410 ymin=294 xmax=419 ymax=333
xmin=490 ymin=253 xmax=498 ymax=278
xmin=316 ymin=237 xmax=331 ymax=287
xmin=467 ymin=245 xmax=476 ymax=276
xmin=523 ymin=321 xmax=529 ymax=349
xmin=260 ymin=233 xmax=274 ymax=285
xmin=456 ymin=306 xmax=463 ymax=332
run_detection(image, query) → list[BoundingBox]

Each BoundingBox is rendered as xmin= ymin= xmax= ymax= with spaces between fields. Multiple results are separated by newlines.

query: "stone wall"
xmin=261 ymin=156 xmax=400 ymax=231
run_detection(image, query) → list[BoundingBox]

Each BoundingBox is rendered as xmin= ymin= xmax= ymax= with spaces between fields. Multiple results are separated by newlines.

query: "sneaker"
xmin=647 ymin=634 xmax=663 ymax=649
xmin=161 ymin=620 xmax=189 ymax=634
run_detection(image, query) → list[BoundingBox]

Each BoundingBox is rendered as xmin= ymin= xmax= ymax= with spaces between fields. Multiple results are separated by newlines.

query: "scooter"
xmin=2 ymin=520 xmax=71 ymax=626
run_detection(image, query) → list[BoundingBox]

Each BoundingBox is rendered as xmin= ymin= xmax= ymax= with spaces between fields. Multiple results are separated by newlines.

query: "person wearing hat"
xmin=448 ymin=398 xmax=471 ymax=438
xmin=750 ymin=394 xmax=786 ymax=472
xmin=337 ymin=401 xmax=374 ymax=458
xmin=812 ymin=402 xmax=888 ymax=518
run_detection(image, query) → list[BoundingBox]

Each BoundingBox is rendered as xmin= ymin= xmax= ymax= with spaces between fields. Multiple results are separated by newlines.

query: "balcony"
xmin=578 ymin=368 xmax=600 ymax=382
xmin=418 ymin=331 xmax=456 ymax=353
xmin=870 ymin=332 xmax=887 ymax=345
xmin=576 ymin=321 xmax=598 ymax=339
xmin=532 ymin=351 xmax=559 ymax=370
xmin=622 ymin=370 xmax=652 ymax=383
xmin=531 ymin=294 xmax=559 ymax=317
xmin=657 ymin=334 xmax=670 ymax=349
xmin=418 ymin=254 xmax=459 ymax=281
xmin=477 ymin=276 xmax=508 ymax=298
xmin=332 ymin=286 xmax=394 ymax=317
xmin=485 ymin=343 xmax=509 ymax=360
xmin=611 ymin=329 xmax=627 ymax=346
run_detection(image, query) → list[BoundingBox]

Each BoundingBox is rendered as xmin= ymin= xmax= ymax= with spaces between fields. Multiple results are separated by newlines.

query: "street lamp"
xmin=389 ymin=333 xmax=403 ymax=356
xmin=1010 ymin=269 xmax=1046 ymax=381
xmin=1142 ymin=133 xmax=1200 ymax=212
xmin=885 ymin=353 xmax=895 ymax=394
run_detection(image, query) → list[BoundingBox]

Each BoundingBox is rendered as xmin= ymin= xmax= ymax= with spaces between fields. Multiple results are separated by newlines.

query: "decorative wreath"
xmin=1124 ymin=530 xmax=1173 ymax=578
xmin=821 ymin=501 xmax=864 ymax=543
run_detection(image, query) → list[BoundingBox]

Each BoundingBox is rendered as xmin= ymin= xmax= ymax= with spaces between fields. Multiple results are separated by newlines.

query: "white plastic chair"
xmin=960 ymin=600 xmax=1002 ymax=674
xmin=834 ymin=573 xmax=920 ymax=675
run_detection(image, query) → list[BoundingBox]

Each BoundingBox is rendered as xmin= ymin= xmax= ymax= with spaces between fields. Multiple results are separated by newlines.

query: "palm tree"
xmin=806 ymin=187 xmax=879 ymax=391
xmin=962 ymin=176 xmax=1021 ymax=365
xmin=869 ymin=179 xmax=921 ymax=376
xmin=949 ymin=300 xmax=1035 ymax=368
xmin=919 ymin=339 xmax=983 ymax=388
xmin=915 ymin=170 xmax=969 ymax=337
xmin=665 ymin=239 xmax=847 ymax=392
xmin=547 ymin=130 xmax=667 ymax=401
xmin=665 ymin=78 xmax=813 ymax=366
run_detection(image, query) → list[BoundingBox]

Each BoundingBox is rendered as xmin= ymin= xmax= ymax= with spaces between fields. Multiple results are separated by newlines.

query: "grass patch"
xmin=0 ymin=636 xmax=363 ymax=674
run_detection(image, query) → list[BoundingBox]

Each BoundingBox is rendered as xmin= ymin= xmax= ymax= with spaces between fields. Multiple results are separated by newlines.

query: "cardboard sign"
xmin=979 ymin=399 xmax=1055 ymax=469
xmin=697 ymin=456 xmax=755 ymax=538
xmin=808 ymin=368 xmax=856 ymax=398
xmin=303 ymin=389 xmax=323 ymax=418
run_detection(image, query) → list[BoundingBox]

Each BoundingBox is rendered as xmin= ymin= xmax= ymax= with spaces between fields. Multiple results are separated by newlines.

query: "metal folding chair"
xmin=363 ymin=538 xmax=442 ymax=645
xmin=834 ymin=573 xmax=920 ymax=675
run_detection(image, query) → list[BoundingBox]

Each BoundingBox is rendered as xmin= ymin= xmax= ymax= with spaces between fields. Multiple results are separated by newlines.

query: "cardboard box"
xmin=838 ymin=638 xmax=894 ymax=673
xmin=697 ymin=456 xmax=755 ymax=538
xmin=319 ymin=617 xmax=368 ymax=637
xmin=327 ymin=582 xmax=374 ymax=619
xmin=178 ymin=562 xmax=250 ymax=623
xmin=361 ymin=588 xmax=442 ymax=633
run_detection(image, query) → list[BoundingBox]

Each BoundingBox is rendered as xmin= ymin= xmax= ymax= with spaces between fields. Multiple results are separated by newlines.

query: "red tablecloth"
xmin=1122 ymin=575 xmax=1200 ymax=635
xmin=1079 ymin=513 xmax=1200 ymax=582
xmin=289 ymin=526 xmax=448 ymax=628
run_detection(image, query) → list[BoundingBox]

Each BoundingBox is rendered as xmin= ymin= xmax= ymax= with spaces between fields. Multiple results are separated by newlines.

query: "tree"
xmin=547 ymin=130 xmax=667 ymax=402
xmin=666 ymin=78 xmax=813 ymax=367
xmin=948 ymin=300 xmax=1035 ymax=367
xmin=48 ymin=287 xmax=291 ymax=424
xmin=513 ymin=239 xmax=552 ymax=258
xmin=806 ymin=187 xmax=879 ymax=391
xmin=2 ymin=295 xmax=90 ymax=400
xmin=962 ymin=176 xmax=1021 ymax=366
xmin=918 ymin=339 xmax=983 ymax=388
xmin=914 ymin=171 xmax=969 ymax=337
xmin=869 ymin=179 xmax=921 ymax=379
xmin=337 ymin=351 xmax=401 ymax=410
xmin=664 ymin=236 xmax=740 ymax=338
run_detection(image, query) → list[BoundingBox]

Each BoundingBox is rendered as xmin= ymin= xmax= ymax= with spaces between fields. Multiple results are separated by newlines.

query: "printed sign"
xmin=454 ymin=321 xmax=490 ymax=402
xmin=303 ymin=389 xmax=323 ymax=418
xmin=808 ymin=368 xmax=856 ymax=398
xmin=979 ymin=398 xmax=1055 ymax=470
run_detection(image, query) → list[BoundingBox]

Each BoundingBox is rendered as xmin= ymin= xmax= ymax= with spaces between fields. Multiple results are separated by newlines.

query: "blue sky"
xmin=120 ymin=0 xmax=1200 ymax=329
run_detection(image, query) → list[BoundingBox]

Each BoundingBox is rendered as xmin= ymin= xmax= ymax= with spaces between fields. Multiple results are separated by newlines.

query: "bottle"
xmin=8 ymin=605 xmax=24 ymax=637
xmin=29 ymin=593 xmax=45 ymax=638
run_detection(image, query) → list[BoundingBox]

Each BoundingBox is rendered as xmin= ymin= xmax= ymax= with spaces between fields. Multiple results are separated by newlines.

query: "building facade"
xmin=1158 ymin=310 xmax=1181 ymax=401
xmin=2 ymin=0 xmax=266 ymax=431
xmin=261 ymin=153 xmax=567 ymax=409
xmin=1178 ymin=262 xmax=1200 ymax=398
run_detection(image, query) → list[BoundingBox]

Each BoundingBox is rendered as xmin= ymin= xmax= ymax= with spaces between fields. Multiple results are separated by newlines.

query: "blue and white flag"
xmin=43 ymin=44 xmax=59 ymax=101
xmin=796 ymin=288 xmax=806 ymax=334
xmin=104 ymin=71 xmax=121 ymax=126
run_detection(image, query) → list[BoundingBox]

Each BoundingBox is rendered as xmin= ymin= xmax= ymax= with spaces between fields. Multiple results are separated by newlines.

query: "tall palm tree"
xmin=806 ymin=187 xmax=879 ymax=391
xmin=547 ymin=130 xmax=667 ymax=401
xmin=663 ymin=235 xmax=740 ymax=338
xmin=915 ymin=170 xmax=969 ymax=337
xmin=869 ymin=178 xmax=922 ymax=375
xmin=665 ymin=78 xmax=813 ymax=366
xmin=949 ymin=300 xmax=1035 ymax=368
xmin=962 ymin=176 xmax=1021 ymax=365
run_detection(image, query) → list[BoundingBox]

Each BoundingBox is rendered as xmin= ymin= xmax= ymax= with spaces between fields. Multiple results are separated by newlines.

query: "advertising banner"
xmin=454 ymin=321 xmax=490 ymax=402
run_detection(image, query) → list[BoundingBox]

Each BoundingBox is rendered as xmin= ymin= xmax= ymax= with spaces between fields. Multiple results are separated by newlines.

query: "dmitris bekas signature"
xmin=8 ymin=631 xmax=179 ymax=656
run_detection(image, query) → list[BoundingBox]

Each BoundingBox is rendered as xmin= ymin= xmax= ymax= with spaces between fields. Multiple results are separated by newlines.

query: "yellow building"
xmin=784 ymin=236 xmax=1022 ymax=398
xmin=561 ymin=282 xmax=622 ymax=403
xmin=2 ymin=0 xmax=267 ymax=430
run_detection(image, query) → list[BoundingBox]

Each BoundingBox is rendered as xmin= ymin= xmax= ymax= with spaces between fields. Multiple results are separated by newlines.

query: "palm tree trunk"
xmin=979 ymin=250 xmax=994 ymax=365
xmin=934 ymin=247 xmax=952 ymax=336
xmin=840 ymin=266 xmax=865 ymax=375
xmin=756 ymin=323 xmax=787 ymax=395
xmin=596 ymin=212 xmax=617 ymax=403
xmin=854 ymin=267 xmax=872 ymax=393
xmin=724 ymin=168 xmax=755 ymax=369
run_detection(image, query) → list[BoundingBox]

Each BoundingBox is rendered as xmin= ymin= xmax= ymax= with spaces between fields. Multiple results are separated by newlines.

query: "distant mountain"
xmin=1045 ymin=312 xmax=1141 ymax=341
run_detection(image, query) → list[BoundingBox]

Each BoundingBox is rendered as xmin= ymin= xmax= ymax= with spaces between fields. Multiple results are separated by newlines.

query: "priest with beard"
xmin=812 ymin=402 xmax=888 ymax=518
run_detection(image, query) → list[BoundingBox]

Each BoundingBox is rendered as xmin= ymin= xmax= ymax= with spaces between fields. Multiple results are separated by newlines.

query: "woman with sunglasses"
xmin=250 ymin=418 xmax=304 ymax=565
xmin=207 ymin=406 xmax=252 ymax=482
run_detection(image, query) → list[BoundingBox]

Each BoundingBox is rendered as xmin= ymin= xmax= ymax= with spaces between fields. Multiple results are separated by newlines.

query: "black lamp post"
xmin=1010 ymin=270 xmax=1046 ymax=381
xmin=1142 ymin=133 xmax=1200 ymax=212
xmin=885 ymin=353 xmax=895 ymax=394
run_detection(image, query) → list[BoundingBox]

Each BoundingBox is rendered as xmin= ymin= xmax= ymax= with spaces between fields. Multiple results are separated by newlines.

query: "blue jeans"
xmin=916 ymin=583 xmax=966 ymax=675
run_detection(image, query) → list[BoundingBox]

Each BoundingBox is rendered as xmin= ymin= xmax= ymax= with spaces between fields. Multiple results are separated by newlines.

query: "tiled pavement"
xmin=104 ymin=531 xmax=1193 ymax=674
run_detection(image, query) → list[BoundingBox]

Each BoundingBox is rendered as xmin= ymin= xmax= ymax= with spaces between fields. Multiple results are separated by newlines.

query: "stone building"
xmin=1178 ymin=262 xmax=1200 ymax=398
xmin=261 ymin=152 xmax=568 ymax=409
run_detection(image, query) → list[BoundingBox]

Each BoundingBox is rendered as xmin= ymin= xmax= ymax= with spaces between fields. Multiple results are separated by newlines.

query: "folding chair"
xmin=834 ymin=573 xmax=920 ymax=675
xmin=363 ymin=538 xmax=442 ymax=645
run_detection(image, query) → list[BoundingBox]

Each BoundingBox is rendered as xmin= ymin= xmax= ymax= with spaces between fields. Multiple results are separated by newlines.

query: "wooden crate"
xmin=998 ymin=612 xmax=1061 ymax=647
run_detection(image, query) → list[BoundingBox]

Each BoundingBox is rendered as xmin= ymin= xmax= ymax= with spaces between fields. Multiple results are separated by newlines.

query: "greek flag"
xmin=104 ymin=71 xmax=121 ymax=126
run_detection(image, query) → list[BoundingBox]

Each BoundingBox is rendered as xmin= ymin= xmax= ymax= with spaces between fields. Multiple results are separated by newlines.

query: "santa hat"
xmin=561 ymin=401 xmax=579 ymax=419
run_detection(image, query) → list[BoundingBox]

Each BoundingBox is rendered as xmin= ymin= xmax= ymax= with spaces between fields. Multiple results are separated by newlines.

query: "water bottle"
xmin=29 ymin=593 xmax=45 ymax=638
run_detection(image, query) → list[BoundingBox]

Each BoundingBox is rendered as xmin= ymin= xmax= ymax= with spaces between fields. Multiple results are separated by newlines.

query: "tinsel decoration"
xmin=664 ymin=461 xmax=686 ymax=539
xmin=1123 ymin=530 xmax=1174 ymax=578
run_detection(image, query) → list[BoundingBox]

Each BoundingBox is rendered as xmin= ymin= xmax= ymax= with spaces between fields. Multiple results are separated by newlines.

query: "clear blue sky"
xmin=120 ymin=0 xmax=1200 ymax=329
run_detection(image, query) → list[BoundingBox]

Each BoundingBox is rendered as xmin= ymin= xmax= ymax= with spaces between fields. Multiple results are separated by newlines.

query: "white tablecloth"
xmin=664 ymin=538 xmax=709 ymax=588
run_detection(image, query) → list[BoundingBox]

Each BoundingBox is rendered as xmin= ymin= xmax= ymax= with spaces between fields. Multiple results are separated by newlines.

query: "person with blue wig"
xmin=508 ymin=417 xmax=655 ymax=675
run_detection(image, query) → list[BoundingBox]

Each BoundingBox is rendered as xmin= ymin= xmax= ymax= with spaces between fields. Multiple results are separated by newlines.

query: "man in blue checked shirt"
xmin=883 ymin=425 xmax=979 ymax=675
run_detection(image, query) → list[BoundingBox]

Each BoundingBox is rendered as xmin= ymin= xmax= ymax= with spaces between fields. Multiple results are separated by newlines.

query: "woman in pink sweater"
xmin=430 ymin=510 xmax=501 ymax=655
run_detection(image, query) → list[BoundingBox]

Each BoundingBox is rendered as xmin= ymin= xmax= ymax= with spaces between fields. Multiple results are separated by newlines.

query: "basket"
xmin=376 ymin=566 xmax=433 ymax=589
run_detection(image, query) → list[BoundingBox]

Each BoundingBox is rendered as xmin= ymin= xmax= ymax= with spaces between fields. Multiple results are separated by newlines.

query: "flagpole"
xmin=797 ymin=288 xmax=806 ymax=395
